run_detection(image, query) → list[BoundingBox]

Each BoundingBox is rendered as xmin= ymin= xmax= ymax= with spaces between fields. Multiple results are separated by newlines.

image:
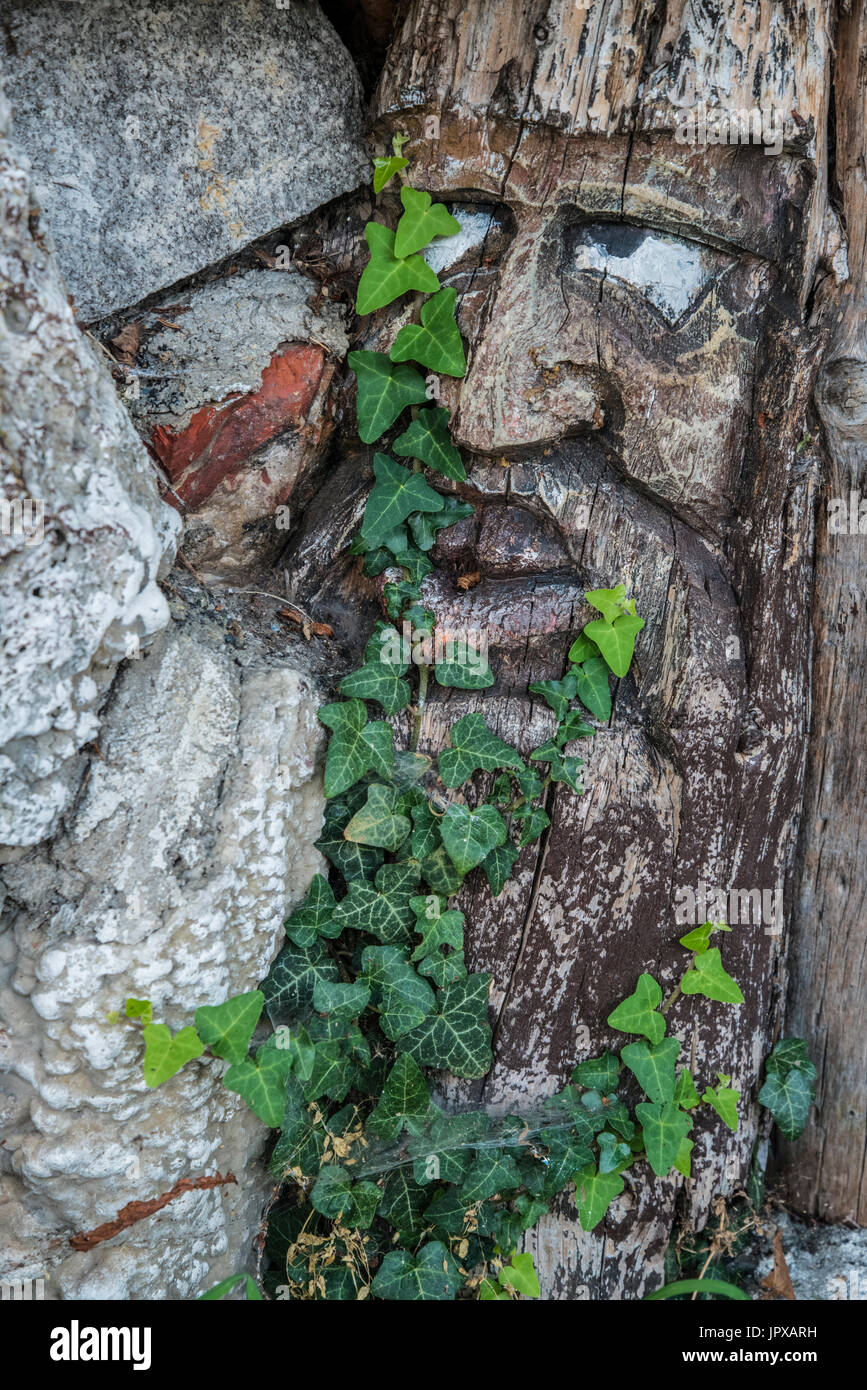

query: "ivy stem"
xmin=661 ymin=983 xmax=682 ymax=1016
xmin=662 ymin=954 xmax=695 ymax=1015
xmin=411 ymin=663 xmax=429 ymax=752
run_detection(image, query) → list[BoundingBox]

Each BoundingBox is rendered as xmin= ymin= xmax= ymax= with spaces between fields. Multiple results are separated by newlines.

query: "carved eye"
xmin=564 ymin=222 xmax=733 ymax=326
xmin=421 ymin=202 xmax=515 ymax=276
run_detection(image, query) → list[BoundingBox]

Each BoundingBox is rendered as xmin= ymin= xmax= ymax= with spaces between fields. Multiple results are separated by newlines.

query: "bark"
xmin=283 ymin=0 xmax=850 ymax=1296
xmin=776 ymin=0 xmax=867 ymax=1226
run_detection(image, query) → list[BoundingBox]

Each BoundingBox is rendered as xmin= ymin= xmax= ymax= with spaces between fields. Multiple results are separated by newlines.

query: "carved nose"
xmin=454 ymin=343 xmax=606 ymax=453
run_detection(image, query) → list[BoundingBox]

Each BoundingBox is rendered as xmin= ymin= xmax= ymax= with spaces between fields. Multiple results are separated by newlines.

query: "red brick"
xmin=152 ymin=344 xmax=326 ymax=510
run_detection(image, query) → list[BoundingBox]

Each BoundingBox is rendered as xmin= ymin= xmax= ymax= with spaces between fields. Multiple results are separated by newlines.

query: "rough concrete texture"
xmin=0 ymin=98 xmax=179 ymax=850
xmin=121 ymin=269 xmax=349 ymax=579
xmin=757 ymin=1211 xmax=867 ymax=1301
xmin=0 ymin=621 xmax=326 ymax=1299
xmin=3 ymin=0 xmax=369 ymax=323
xmin=123 ymin=268 xmax=349 ymax=427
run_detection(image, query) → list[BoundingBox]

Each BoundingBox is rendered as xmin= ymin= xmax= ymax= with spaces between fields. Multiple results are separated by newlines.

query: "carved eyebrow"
xmin=565 ymin=222 xmax=732 ymax=324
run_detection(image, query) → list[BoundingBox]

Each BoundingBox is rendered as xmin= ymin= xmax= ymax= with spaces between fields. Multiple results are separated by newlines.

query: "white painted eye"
xmin=566 ymin=223 xmax=730 ymax=325
xmin=421 ymin=205 xmax=511 ymax=274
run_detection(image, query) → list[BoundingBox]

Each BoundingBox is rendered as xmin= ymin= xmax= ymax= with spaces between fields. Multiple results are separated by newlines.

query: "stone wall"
xmin=0 ymin=0 xmax=366 ymax=1300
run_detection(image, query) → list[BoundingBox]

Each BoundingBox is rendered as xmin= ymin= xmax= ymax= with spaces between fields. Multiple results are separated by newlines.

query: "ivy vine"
xmin=120 ymin=136 xmax=815 ymax=1301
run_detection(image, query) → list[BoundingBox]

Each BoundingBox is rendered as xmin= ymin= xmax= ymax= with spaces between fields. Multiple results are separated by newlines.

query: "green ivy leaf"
xmin=361 ymin=452 xmax=444 ymax=547
xmin=262 ymin=939 xmax=340 ymax=1020
xmin=312 ymin=978 xmax=371 ymax=1019
xmin=680 ymin=947 xmax=744 ymax=1004
xmin=400 ymin=972 xmax=493 ymax=1077
xmin=674 ymin=1067 xmax=701 ymax=1109
xmin=434 ymin=649 xmax=494 ymax=689
xmin=529 ymin=672 xmax=577 ymax=721
xmin=567 ymin=631 xmax=600 ymax=664
xmin=284 ymin=875 xmax=340 ymax=948
xmin=584 ymin=585 xmax=635 ymax=623
xmin=125 ymin=998 xmax=153 ymax=1025
xmin=349 ymin=351 xmax=428 ymax=443
xmin=440 ymin=802 xmax=507 ymax=874
xmin=549 ymin=753 xmax=584 ymax=794
xmin=362 ymin=945 xmax=436 ymax=1041
xmin=558 ymin=709 xmax=596 ymax=741
xmin=620 ymin=1037 xmax=681 ymax=1105
xmin=758 ymin=1038 xmax=817 ymax=1141
xmin=356 ymin=222 xmax=440 ymax=315
xmin=572 ymin=1051 xmax=620 ymax=1092
xmin=597 ymin=1130 xmax=633 ymax=1173
xmin=384 ymin=578 xmax=422 ymax=621
xmin=372 ymin=154 xmax=408 ymax=193
xmin=480 ymin=840 xmax=519 ymax=897
xmin=272 ymin=1025 xmax=316 ymax=1081
xmin=411 ymin=802 xmax=441 ymax=859
xmin=420 ymin=844 xmax=464 ymax=896
xmin=411 ymin=1106 xmax=491 ymax=1185
xmin=606 ymin=973 xmax=666 ymax=1044
xmin=391 ymin=286 xmax=467 ymax=378
xmin=438 ymin=712 xmax=523 ymax=788
xmin=223 ymin=1036 xmax=295 ymax=1127
xmin=318 ymin=699 xmax=394 ymax=798
xmin=316 ymin=808 xmax=384 ymax=882
xmin=378 ymin=1167 xmax=430 ymax=1239
xmin=328 ymin=883 xmax=412 ymax=949
xmin=371 ymin=1241 xmax=459 ymax=1301
xmin=514 ymin=804 xmax=550 ymax=847
xmin=678 ymin=920 xmax=732 ymax=954
xmin=460 ymin=1151 xmax=522 ymax=1203
xmin=498 ymin=1251 xmax=541 ymax=1299
xmin=673 ymin=1135 xmax=694 ymax=1179
xmin=636 ymin=1101 xmax=692 ymax=1176
xmin=408 ymin=495 xmax=474 ymax=549
xmin=394 ymin=185 xmax=461 ymax=258
xmin=344 ymin=783 xmax=411 ymax=852
xmin=573 ymin=655 xmax=612 ymax=721
xmin=574 ymin=1164 xmax=625 ymax=1231
xmin=311 ymin=1165 xmax=381 ymax=1229
xmin=142 ymin=1022 xmax=204 ymax=1087
xmin=703 ymin=1074 xmax=740 ymax=1132
xmin=339 ymin=664 xmax=411 ymax=717
xmin=303 ymin=1038 xmax=356 ymax=1104
xmin=367 ymin=1054 xmax=431 ymax=1142
xmin=393 ymin=405 xmax=466 ymax=481
xmin=194 ymin=991 xmax=264 ymax=1065
xmin=409 ymin=894 xmax=464 ymax=958
xmin=583 ymin=614 xmax=644 ymax=679
xmin=417 ymin=948 xmax=467 ymax=988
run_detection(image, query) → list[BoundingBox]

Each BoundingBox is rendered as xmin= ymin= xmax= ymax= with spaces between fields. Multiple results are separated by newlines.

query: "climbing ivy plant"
xmin=122 ymin=137 xmax=813 ymax=1301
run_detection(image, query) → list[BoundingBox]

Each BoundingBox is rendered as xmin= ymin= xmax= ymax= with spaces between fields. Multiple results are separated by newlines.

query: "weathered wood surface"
xmin=775 ymin=0 xmax=867 ymax=1226
xmin=283 ymin=0 xmax=851 ymax=1296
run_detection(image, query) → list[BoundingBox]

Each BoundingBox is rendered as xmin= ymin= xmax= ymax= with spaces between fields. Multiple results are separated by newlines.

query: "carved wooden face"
xmin=283 ymin=2 xmax=833 ymax=1297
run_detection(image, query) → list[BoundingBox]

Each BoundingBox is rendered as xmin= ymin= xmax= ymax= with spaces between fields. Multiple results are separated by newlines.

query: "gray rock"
xmin=122 ymin=267 xmax=349 ymax=429
xmin=755 ymin=1211 xmax=867 ymax=1301
xmin=0 ymin=101 xmax=179 ymax=849
xmin=3 ymin=0 xmax=369 ymax=322
xmin=0 ymin=621 xmax=326 ymax=1300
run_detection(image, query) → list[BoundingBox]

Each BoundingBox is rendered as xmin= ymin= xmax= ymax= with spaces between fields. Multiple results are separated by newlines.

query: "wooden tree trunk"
xmin=287 ymin=0 xmax=853 ymax=1296
xmin=775 ymin=0 xmax=867 ymax=1226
